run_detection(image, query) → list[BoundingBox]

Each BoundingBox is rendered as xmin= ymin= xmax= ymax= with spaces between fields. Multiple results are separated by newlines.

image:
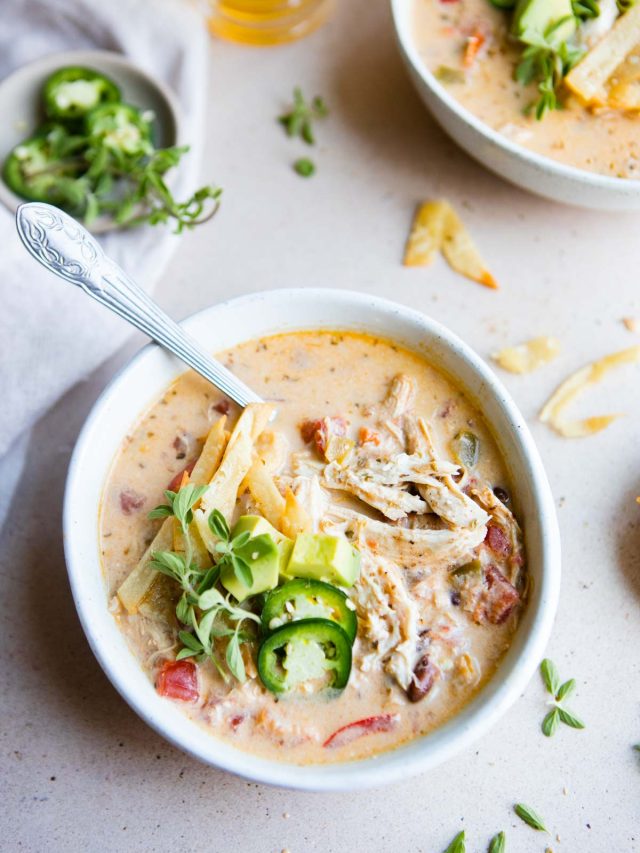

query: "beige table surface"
xmin=2 ymin=1 xmax=640 ymax=850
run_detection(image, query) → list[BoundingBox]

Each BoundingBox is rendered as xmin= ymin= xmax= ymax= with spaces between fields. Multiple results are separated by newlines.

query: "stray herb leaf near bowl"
xmin=102 ymin=330 xmax=530 ymax=764
xmin=3 ymin=65 xmax=221 ymax=231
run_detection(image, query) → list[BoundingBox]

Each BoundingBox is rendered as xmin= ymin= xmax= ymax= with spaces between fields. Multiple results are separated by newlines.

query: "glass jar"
xmin=208 ymin=0 xmax=334 ymax=46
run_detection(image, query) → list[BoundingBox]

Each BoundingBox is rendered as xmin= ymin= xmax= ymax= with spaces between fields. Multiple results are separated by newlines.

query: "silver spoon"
xmin=15 ymin=202 xmax=263 ymax=408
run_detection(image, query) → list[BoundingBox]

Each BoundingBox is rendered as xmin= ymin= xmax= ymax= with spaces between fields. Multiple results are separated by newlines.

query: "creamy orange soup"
xmin=412 ymin=0 xmax=640 ymax=178
xmin=100 ymin=331 xmax=526 ymax=764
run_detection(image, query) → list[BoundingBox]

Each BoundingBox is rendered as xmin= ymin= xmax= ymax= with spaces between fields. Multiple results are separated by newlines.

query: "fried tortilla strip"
xmin=195 ymin=403 xmax=275 ymax=550
xmin=404 ymin=199 xmax=497 ymax=289
xmin=540 ymin=345 xmax=640 ymax=437
xmin=118 ymin=417 xmax=229 ymax=614
xmin=441 ymin=203 xmax=498 ymax=289
xmin=492 ymin=336 xmax=560 ymax=374
xmin=245 ymin=458 xmax=286 ymax=529
xmin=565 ymin=4 xmax=640 ymax=106
xmin=403 ymin=200 xmax=448 ymax=267
xmin=280 ymin=487 xmax=313 ymax=538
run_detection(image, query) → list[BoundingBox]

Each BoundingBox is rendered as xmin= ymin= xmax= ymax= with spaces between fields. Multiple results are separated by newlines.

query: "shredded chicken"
xmin=352 ymin=552 xmax=420 ymax=690
xmin=323 ymin=461 xmax=427 ymax=520
xmin=325 ymin=505 xmax=486 ymax=572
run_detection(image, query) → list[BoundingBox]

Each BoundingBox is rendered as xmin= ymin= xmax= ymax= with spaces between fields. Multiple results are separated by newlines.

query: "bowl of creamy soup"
xmin=392 ymin=0 xmax=640 ymax=209
xmin=64 ymin=289 xmax=560 ymax=790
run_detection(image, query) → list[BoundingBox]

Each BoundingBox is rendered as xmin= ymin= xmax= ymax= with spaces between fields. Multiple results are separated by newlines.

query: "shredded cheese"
xmin=492 ymin=336 xmax=560 ymax=374
xmin=540 ymin=345 xmax=640 ymax=437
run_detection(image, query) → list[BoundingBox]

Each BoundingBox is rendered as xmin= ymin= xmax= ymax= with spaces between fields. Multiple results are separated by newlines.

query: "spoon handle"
xmin=15 ymin=202 xmax=263 ymax=408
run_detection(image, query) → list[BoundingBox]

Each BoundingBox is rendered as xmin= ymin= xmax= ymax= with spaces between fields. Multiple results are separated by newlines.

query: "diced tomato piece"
xmin=358 ymin=426 xmax=381 ymax=447
xmin=323 ymin=714 xmax=398 ymax=749
xmin=229 ymin=713 xmax=245 ymax=730
xmin=119 ymin=489 xmax=145 ymax=515
xmin=156 ymin=660 xmax=199 ymax=703
xmin=485 ymin=522 xmax=511 ymax=556
xmin=483 ymin=565 xmax=520 ymax=624
xmin=300 ymin=416 xmax=348 ymax=457
xmin=167 ymin=460 xmax=196 ymax=492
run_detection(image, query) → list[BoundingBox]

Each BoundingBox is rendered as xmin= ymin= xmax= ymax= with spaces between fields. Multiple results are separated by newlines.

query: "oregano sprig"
xmin=278 ymin=86 xmax=328 ymax=144
xmin=514 ymin=19 xmax=584 ymax=120
xmin=540 ymin=658 xmax=585 ymax=736
xmin=148 ymin=487 xmax=260 ymax=682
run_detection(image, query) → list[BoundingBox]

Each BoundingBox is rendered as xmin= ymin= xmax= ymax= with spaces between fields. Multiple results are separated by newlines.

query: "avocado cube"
xmin=220 ymin=531 xmax=280 ymax=601
xmin=284 ymin=533 xmax=361 ymax=587
xmin=232 ymin=515 xmax=293 ymax=575
xmin=512 ymin=0 xmax=575 ymax=46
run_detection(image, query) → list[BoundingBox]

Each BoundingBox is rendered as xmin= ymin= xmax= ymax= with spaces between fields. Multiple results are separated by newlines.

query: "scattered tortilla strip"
xmin=403 ymin=200 xmax=448 ymax=267
xmin=565 ymin=4 xmax=640 ymax=107
xmin=195 ymin=402 xmax=275 ymax=551
xmin=403 ymin=199 xmax=497 ymax=289
xmin=117 ymin=416 xmax=230 ymax=614
xmin=623 ymin=317 xmax=639 ymax=333
xmin=492 ymin=336 xmax=560 ymax=374
xmin=441 ymin=205 xmax=498 ymax=289
xmin=539 ymin=345 xmax=640 ymax=437
xmin=245 ymin=458 xmax=286 ymax=529
xmin=280 ymin=487 xmax=313 ymax=539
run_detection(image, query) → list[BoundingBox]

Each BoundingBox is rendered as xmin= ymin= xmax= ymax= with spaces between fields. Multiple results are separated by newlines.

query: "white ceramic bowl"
xmin=64 ymin=289 xmax=560 ymax=790
xmin=392 ymin=0 xmax=640 ymax=211
xmin=0 ymin=50 xmax=182 ymax=231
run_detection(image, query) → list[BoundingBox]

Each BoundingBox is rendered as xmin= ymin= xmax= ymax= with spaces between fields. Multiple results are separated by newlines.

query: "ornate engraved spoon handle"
xmin=15 ymin=203 xmax=263 ymax=408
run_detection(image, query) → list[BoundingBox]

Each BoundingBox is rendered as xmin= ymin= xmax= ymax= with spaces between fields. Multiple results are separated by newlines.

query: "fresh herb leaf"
xmin=539 ymin=659 xmax=585 ymax=735
xmin=172 ymin=484 xmax=208 ymax=531
xmin=148 ymin=505 xmax=174 ymax=519
xmin=633 ymin=743 xmax=640 ymax=752
xmin=294 ymin=157 xmax=316 ymax=177
xmin=514 ymin=803 xmax=547 ymax=832
xmin=443 ymin=831 xmax=466 ymax=853
xmin=558 ymin=708 xmax=585 ymax=729
xmin=540 ymin=659 xmax=560 ymax=695
xmin=555 ymin=678 xmax=575 ymax=701
xmin=542 ymin=707 xmax=561 ymax=737
xmin=278 ymin=87 xmax=328 ymax=145
xmin=226 ymin=631 xmax=246 ymax=682
xmin=488 ymin=831 xmax=506 ymax=853
xmin=208 ymin=508 xmax=230 ymax=541
xmin=231 ymin=554 xmax=254 ymax=589
xmin=572 ymin=0 xmax=599 ymax=18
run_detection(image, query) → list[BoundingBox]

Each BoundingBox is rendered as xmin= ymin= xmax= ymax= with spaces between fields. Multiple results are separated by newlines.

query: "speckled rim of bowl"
xmin=0 ymin=49 xmax=183 ymax=229
xmin=63 ymin=288 xmax=560 ymax=791
xmin=391 ymin=0 xmax=640 ymax=200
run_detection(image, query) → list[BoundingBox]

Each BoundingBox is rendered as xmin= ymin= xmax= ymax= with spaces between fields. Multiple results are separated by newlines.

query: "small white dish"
xmin=0 ymin=50 xmax=182 ymax=231
xmin=392 ymin=0 xmax=640 ymax=210
xmin=63 ymin=289 xmax=560 ymax=790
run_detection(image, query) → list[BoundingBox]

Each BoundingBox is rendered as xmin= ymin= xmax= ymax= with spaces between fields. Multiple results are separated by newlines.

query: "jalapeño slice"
xmin=257 ymin=618 xmax=352 ymax=695
xmin=261 ymin=579 xmax=357 ymax=643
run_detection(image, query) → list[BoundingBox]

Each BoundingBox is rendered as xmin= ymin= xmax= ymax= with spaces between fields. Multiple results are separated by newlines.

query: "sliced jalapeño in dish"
xmin=261 ymin=578 xmax=357 ymax=643
xmin=257 ymin=618 xmax=352 ymax=694
xmin=43 ymin=66 xmax=121 ymax=121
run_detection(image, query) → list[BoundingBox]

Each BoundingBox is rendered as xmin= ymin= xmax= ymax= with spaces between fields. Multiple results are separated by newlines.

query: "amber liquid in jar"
xmin=208 ymin=0 xmax=333 ymax=46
